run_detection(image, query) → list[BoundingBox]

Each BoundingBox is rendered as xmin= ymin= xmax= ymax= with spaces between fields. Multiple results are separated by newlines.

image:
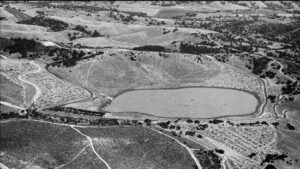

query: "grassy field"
xmin=0 ymin=120 xmax=86 ymax=169
xmin=77 ymin=126 xmax=198 ymax=169
xmin=0 ymin=74 xmax=24 ymax=106
xmin=0 ymin=104 xmax=19 ymax=113
xmin=0 ymin=120 xmax=200 ymax=169
xmin=59 ymin=146 xmax=108 ymax=169
xmin=50 ymin=50 xmax=220 ymax=96
xmin=23 ymin=83 xmax=36 ymax=105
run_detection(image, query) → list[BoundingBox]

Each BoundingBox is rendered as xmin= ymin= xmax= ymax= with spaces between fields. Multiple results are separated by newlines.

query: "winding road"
xmin=18 ymin=61 xmax=42 ymax=103
xmin=0 ymin=56 xmax=42 ymax=109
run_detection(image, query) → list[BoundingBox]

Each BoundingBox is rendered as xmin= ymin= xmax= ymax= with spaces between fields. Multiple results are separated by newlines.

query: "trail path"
xmin=18 ymin=61 xmax=42 ymax=103
xmin=1 ymin=55 xmax=42 ymax=105
xmin=70 ymin=125 xmax=112 ymax=169
xmin=150 ymin=128 xmax=202 ymax=169
xmin=55 ymin=146 xmax=88 ymax=169
xmin=85 ymin=59 xmax=97 ymax=87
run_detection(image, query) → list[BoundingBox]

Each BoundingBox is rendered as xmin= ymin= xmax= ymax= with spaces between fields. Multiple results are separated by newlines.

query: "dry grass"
xmin=0 ymin=120 xmax=86 ymax=169
xmin=0 ymin=74 xmax=24 ymax=107
xmin=0 ymin=22 xmax=71 ymax=43
xmin=0 ymin=7 xmax=19 ymax=22
xmin=77 ymin=126 xmax=198 ymax=169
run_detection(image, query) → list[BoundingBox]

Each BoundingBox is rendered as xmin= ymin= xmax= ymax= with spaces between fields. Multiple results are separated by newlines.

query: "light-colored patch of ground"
xmin=72 ymin=37 xmax=138 ymax=48
xmin=115 ymin=1 xmax=161 ymax=16
xmin=206 ymin=1 xmax=250 ymax=11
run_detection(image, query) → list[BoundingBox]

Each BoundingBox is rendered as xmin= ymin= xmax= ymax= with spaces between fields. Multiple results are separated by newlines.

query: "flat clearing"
xmin=104 ymin=87 xmax=259 ymax=118
xmin=77 ymin=126 xmax=197 ymax=169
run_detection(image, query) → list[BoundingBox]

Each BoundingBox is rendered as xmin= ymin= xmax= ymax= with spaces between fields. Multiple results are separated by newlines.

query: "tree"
xmin=144 ymin=119 xmax=151 ymax=126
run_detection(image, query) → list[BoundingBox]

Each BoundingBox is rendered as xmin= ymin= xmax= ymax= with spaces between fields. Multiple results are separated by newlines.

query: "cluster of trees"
xmin=3 ymin=37 xmax=47 ymax=58
xmin=236 ymin=121 xmax=269 ymax=127
xmin=132 ymin=45 xmax=170 ymax=52
xmin=73 ymin=25 xmax=104 ymax=37
xmin=281 ymin=81 xmax=300 ymax=95
xmin=0 ymin=111 xmax=27 ymax=119
xmin=46 ymin=107 xmax=105 ymax=117
xmin=179 ymin=42 xmax=223 ymax=55
xmin=50 ymin=51 xmax=103 ymax=68
xmin=18 ymin=16 xmax=69 ymax=31
xmin=261 ymin=153 xmax=288 ymax=166
xmin=260 ymin=71 xmax=276 ymax=79
xmin=194 ymin=149 xmax=222 ymax=169
xmin=252 ymin=57 xmax=272 ymax=75
xmin=1 ymin=37 xmax=104 ymax=67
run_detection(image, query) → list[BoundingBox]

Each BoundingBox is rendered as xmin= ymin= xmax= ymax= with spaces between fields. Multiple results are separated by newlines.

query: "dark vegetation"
xmin=0 ymin=108 xmax=119 ymax=126
xmin=215 ymin=149 xmax=224 ymax=154
xmin=261 ymin=153 xmax=288 ymax=165
xmin=49 ymin=50 xmax=103 ymax=68
xmin=236 ymin=121 xmax=269 ymax=127
xmin=0 ymin=37 xmax=103 ymax=67
xmin=73 ymin=25 xmax=104 ymax=37
xmin=265 ymin=164 xmax=277 ymax=169
xmin=46 ymin=107 xmax=106 ymax=117
xmin=18 ymin=15 xmax=69 ymax=31
xmin=281 ymin=81 xmax=300 ymax=95
xmin=286 ymin=123 xmax=296 ymax=130
xmin=267 ymin=95 xmax=276 ymax=103
xmin=4 ymin=6 xmax=32 ymax=21
xmin=132 ymin=45 xmax=170 ymax=52
xmin=185 ymin=131 xmax=195 ymax=136
xmin=194 ymin=149 xmax=222 ymax=169
xmin=252 ymin=57 xmax=272 ymax=75
xmin=208 ymin=119 xmax=224 ymax=124
xmin=196 ymin=124 xmax=209 ymax=130
xmin=179 ymin=42 xmax=223 ymax=55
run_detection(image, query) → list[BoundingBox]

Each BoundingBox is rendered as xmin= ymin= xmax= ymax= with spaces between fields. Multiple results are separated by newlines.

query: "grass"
xmin=77 ymin=126 xmax=198 ymax=169
xmin=50 ymin=50 xmax=220 ymax=97
xmin=59 ymin=146 xmax=108 ymax=169
xmin=4 ymin=7 xmax=32 ymax=21
xmin=154 ymin=8 xmax=199 ymax=18
xmin=0 ymin=120 xmax=86 ymax=169
xmin=0 ymin=104 xmax=19 ymax=113
xmin=23 ymin=83 xmax=36 ymax=105
xmin=0 ymin=74 xmax=24 ymax=106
